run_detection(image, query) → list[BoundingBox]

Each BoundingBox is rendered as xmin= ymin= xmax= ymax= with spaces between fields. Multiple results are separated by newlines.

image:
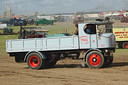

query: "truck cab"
xmin=78 ymin=22 xmax=115 ymax=49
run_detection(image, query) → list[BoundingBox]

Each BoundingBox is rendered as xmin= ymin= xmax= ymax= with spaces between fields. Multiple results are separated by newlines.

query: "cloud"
xmin=0 ymin=0 xmax=128 ymax=15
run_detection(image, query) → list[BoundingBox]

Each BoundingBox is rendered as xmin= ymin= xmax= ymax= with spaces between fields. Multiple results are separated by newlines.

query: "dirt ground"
xmin=0 ymin=53 xmax=128 ymax=85
xmin=1 ymin=20 xmax=128 ymax=85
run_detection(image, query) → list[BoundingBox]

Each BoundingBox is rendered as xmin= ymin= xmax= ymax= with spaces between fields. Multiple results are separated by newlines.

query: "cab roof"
xmin=79 ymin=21 xmax=114 ymax=25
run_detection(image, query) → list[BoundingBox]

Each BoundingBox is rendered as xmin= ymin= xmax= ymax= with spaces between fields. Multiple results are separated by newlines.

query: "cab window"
xmin=84 ymin=24 xmax=96 ymax=34
xmin=97 ymin=24 xmax=113 ymax=33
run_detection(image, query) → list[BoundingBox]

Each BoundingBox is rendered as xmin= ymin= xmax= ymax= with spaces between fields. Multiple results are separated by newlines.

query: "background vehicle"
xmin=18 ymin=26 xmax=71 ymax=39
xmin=34 ymin=18 xmax=53 ymax=26
xmin=6 ymin=22 xmax=116 ymax=69
xmin=18 ymin=26 xmax=48 ymax=39
xmin=113 ymin=27 xmax=128 ymax=48
xmin=10 ymin=18 xmax=27 ymax=26
xmin=0 ymin=24 xmax=13 ymax=34
xmin=0 ymin=17 xmax=10 ymax=24
xmin=73 ymin=17 xmax=84 ymax=24
xmin=121 ymin=16 xmax=128 ymax=23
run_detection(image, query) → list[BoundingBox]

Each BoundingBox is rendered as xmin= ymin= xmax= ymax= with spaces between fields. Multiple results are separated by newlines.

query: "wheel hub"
xmin=34 ymin=59 xmax=38 ymax=63
xmin=92 ymin=58 xmax=97 ymax=62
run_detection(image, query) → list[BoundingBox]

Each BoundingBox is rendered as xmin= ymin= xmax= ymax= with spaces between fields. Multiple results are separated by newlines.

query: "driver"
xmin=85 ymin=25 xmax=96 ymax=34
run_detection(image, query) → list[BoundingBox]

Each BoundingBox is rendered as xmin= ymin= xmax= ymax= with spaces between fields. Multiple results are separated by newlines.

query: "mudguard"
xmin=24 ymin=51 xmax=46 ymax=62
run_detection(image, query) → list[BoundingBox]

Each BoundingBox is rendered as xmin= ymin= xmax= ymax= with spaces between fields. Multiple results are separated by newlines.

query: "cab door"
xmin=90 ymin=34 xmax=98 ymax=48
xmin=79 ymin=24 xmax=98 ymax=49
xmin=79 ymin=24 xmax=91 ymax=49
xmin=88 ymin=24 xmax=98 ymax=48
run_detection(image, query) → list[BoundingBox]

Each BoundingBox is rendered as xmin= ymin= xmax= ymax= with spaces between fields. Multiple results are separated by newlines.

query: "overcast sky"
xmin=0 ymin=0 xmax=128 ymax=15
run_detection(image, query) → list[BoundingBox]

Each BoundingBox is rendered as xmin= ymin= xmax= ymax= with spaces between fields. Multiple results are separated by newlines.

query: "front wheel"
xmin=27 ymin=53 xmax=45 ymax=69
xmin=86 ymin=51 xmax=104 ymax=69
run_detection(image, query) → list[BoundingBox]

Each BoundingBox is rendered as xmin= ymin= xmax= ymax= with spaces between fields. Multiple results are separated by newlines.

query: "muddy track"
xmin=0 ymin=56 xmax=128 ymax=85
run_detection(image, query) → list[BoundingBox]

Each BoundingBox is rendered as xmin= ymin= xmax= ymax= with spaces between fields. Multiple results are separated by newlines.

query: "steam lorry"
xmin=6 ymin=22 xmax=116 ymax=69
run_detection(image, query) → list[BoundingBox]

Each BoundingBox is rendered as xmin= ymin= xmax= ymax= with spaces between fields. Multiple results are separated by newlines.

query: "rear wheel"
xmin=86 ymin=51 xmax=104 ymax=68
xmin=122 ymin=42 xmax=128 ymax=49
xmin=27 ymin=53 xmax=45 ymax=69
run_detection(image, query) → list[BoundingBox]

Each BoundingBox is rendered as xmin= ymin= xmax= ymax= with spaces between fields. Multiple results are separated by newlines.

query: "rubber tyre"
xmin=27 ymin=53 xmax=44 ymax=69
xmin=86 ymin=51 xmax=104 ymax=69
xmin=103 ymin=56 xmax=113 ymax=67
xmin=122 ymin=42 xmax=128 ymax=49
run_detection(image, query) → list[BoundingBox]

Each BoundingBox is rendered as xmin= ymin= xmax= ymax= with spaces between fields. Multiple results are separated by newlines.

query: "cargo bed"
xmin=6 ymin=36 xmax=79 ymax=53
